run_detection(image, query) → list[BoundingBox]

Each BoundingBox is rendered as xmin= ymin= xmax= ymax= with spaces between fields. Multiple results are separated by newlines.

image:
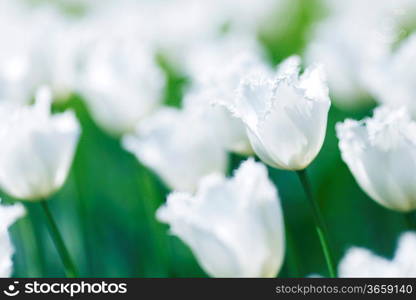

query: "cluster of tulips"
xmin=1 ymin=0 xmax=416 ymax=278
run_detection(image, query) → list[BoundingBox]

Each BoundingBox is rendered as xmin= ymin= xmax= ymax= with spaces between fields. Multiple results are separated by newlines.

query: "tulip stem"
xmin=296 ymin=169 xmax=336 ymax=278
xmin=40 ymin=201 xmax=78 ymax=278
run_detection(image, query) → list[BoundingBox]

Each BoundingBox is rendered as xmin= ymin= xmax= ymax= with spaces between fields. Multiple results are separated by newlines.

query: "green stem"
xmin=296 ymin=169 xmax=336 ymax=278
xmin=405 ymin=212 xmax=416 ymax=231
xmin=19 ymin=212 xmax=43 ymax=277
xmin=40 ymin=201 xmax=78 ymax=278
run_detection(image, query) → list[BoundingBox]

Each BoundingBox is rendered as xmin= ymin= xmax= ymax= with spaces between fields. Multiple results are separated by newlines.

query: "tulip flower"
xmin=0 ymin=86 xmax=80 ymax=277
xmin=225 ymin=56 xmax=330 ymax=171
xmin=223 ymin=56 xmax=334 ymax=276
xmin=157 ymin=158 xmax=285 ymax=277
xmin=338 ymin=232 xmax=416 ymax=277
xmin=122 ymin=106 xmax=228 ymax=192
xmin=337 ymin=106 xmax=416 ymax=212
xmin=0 ymin=201 xmax=25 ymax=277
xmin=0 ymin=86 xmax=81 ymax=201
xmin=80 ymin=37 xmax=165 ymax=135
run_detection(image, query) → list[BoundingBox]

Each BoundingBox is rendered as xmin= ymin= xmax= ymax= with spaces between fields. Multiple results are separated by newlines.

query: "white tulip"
xmin=157 ymin=158 xmax=285 ymax=277
xmin=339 ymin=232 xmax=416 ymax=277
xmin=0 ymin=86 xmax=81 ymax=201
xmin=80 ymin=36 xmax=165 ymax=135
xmin=336 ymin=106 xmax=416 ymax=212
xmin=0 ymin=201 xmax=25 ymax=277
xmin=365 ymin=34 xmax=416 ymax=118
xmin=223 ymin=56 xmax=330 ymax=170
xmin=122 ymin=106 xmax=228 ymax=192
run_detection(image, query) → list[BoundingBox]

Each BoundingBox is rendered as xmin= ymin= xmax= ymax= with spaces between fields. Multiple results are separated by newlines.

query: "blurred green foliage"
xmin=6 ymin=0 xmax=411 ymax=278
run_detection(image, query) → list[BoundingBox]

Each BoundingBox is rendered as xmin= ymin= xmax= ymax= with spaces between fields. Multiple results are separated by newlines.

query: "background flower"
xmin=122 ymin=106 xmax=228 ymax=192
xmin=80 ymin=37 xmax=165 ymax=136
xmin=306 ymin=0 xmax=415 ymax=109
xmin=184 ymin=36 xmax=271 ymax=154
xmin=338 ymin=231 xmax=416 ymax=277
xmin=364 ymin=34 xmax=416 ymax=118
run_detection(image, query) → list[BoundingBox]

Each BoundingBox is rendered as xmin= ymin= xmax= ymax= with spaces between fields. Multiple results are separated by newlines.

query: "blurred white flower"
xmin=306 ymin=20 xmax=381 ymax=108
xmin=183 ymin=90 xmax=252 ymax=155
xmin=0 ymin=2 xmax=42 ymax=104
xmin=306 ymin=0 xmax=413 ymax=109
xmin=0 ymin=2 xmax=87 ymax=103
xmin=157 ymin=158 xmax=285 ymax=277
xmin=209 ymin=0 xmax=280 ymax=33
xmin=146 ymin=0 xmax=279 ymax=66
xmin=122 ymin=106 xmax=228 ymax=192
xmin=184 ymin=38 xmax=271 ymax=154
xmin=184 ymin=34 xmax=266 ymax=87
xmin=41 ymin=21 xmax=89 ymax=100
xmin=79 ymin=35 xmax=165 ymax=135
xmin=224 ymin=56 xmax=330 ymax=170
xmin=339 ymin=231 xmax=416 ymax=277
xmin=336 ymin=106 xmax=416 ymax=212
xmin=0 ymin=86 xmax=81 ymax=201
xmin=0 ymin=201 xmax=25 ymax=278
xmin=365 ymin=34 xmax=416 ymax=118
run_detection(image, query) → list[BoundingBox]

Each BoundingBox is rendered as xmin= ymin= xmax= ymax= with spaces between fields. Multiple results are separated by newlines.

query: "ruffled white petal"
xmin=229 ymin=56 xmax=330 ymax=170
xmin=337 ymin=106 xmax=416 ymax=212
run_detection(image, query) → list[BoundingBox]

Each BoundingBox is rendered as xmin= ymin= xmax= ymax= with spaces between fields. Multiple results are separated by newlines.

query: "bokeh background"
xmin=3 ymin=0 xmax=414 ymax=277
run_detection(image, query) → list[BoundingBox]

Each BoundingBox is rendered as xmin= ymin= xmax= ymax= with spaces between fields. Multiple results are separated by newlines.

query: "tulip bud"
xmin=223 ymin=56 xmax=331 ymax=170
xmin=336 ymin=106 xmax=416 ymax=212
xmin=0 ymin=86 xmax=81 ymax=201
xmin=122 ymin=107 xmax=228 ymax=192
xmin=0 ymin=201 xmax=25 ymax=277
xmin=157 ymin=158 xmax=285 ymax=277
xmin=338 ymin=232 xmax=416 ymax=277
